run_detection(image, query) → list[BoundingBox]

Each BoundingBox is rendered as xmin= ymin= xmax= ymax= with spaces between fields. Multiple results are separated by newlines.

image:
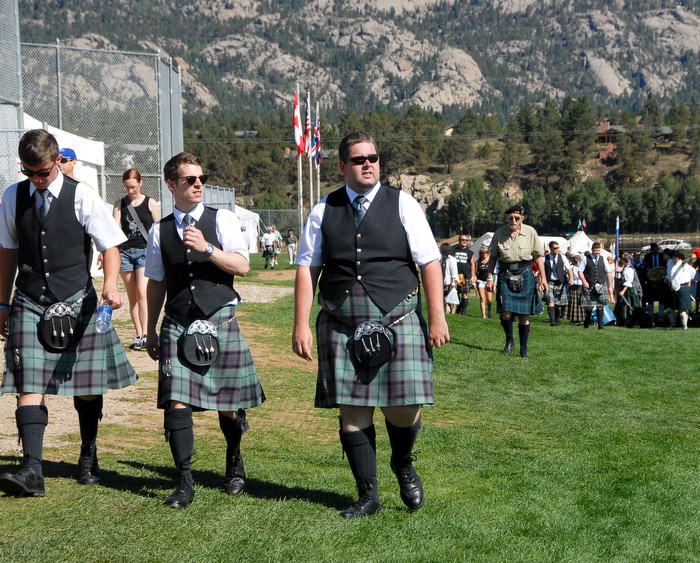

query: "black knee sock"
xmin=164 ymin=407 xmax=194 ymax=471
xmin=548 ymin=307 xmax=556 ymax=324
xmin=385 ymin=418 xmax=421 ymax=469
xmin=501 ymin=317 xmax=514 ymax=343
xmin=16 ymin=405 xmax=48 ymax=473
xmin=518 ymin=323 xmax=530 ymax=356
xmin=339 ymin=425 xmax=378 ymax=501
xmin=74 ymin=396 xmax=103 ymax=445
xmin=596 ymin=306 xmax=604 ymax=328
xmin=218 ymin=410 xmax=248 ymax=476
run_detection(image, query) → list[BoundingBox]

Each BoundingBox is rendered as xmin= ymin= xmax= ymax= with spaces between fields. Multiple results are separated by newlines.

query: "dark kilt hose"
xmin=315 ymin=283 xmax=432 ymax=408
xmin=496 ymin=265 xmax=543 ymax=316
xmin=157 ymin=306 xmax=264 ymax=411
xmin=1 ymin=287 xmax=137 ymax=395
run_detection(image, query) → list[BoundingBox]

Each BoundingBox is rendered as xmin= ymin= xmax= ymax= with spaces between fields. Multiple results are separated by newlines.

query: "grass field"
xmin=1 ymin=260 xmax=699 ymax=562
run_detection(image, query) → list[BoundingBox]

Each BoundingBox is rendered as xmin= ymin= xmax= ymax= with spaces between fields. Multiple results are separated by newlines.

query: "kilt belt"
xmin=499 ymin=260 xmax=532 ymax=271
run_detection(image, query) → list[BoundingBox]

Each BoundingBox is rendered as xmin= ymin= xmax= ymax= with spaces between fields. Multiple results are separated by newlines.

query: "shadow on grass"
xmin=116 ymin=459 xmax=351 ymax=509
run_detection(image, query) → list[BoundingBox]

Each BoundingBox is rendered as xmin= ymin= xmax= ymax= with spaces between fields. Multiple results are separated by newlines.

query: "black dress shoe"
xmin=165 ymin=479 xmax=195 ymax=509
xmin=78 ymin=444 xmax=101 ymax=486
xmin=391 ymin=461 xmax=424 ymax=510
xmin=0 ymin=467 xmax=45 ymax=497
xmin=223 ymin=476 xmax=245 ymax=496
xmin=339 ymin=495 xmax=381 ymax=519
xmin=503 ymin=341 xmax=515 ymax=355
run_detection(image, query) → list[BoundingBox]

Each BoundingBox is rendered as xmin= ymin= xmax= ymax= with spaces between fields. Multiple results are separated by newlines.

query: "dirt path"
xmin=0 ymin=270 xmax=295 ymax=455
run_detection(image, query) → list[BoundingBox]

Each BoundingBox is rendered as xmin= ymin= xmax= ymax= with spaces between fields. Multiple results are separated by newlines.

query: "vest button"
xmin=45 ymin=272 xmax=50 ymax=277
xmin=357 ymin=233 xmax=362 ymax=238
xmin=43 ymin=259 xmax=48 ymax=263
xmin=189 ymin=273 xmax=194 ymax=278
xmin=356 ymin=261 xmax=361 ymax=265
xmin=186 ymin=248 xmax=191 ymax=254
xmin=187 ymin=261 xmax=192 ymax=266
xmin=356 ymin=248 xmax=361 ymax=253
xmin=190 ymin=285 xmax=195 ymax=290
xmin=357 ymin=275 xmax=362 ymax=280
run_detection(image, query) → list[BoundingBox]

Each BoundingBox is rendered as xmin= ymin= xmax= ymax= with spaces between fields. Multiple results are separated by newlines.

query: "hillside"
xmin=17 ymin=0 xmax=700 ymax=120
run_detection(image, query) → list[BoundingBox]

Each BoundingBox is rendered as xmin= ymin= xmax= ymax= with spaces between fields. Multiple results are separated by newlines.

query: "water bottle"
xmin=95 ymin=300 xmax=113 ymax=334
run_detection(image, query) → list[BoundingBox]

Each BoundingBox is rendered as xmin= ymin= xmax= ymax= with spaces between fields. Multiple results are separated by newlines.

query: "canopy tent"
xmin=470 ymin=232 xmax=493 ymax=254
xmin=235 ymin=205 xmax=261 ymax=253
xmin=567 ymin=230 xmax=612 ymax=258
xmin=540 ymin=236 xmax=569 ymax=255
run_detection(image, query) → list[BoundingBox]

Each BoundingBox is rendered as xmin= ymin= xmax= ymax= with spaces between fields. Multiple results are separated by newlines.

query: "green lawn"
xmin=1 ymin=280 xmax=699 ymax=562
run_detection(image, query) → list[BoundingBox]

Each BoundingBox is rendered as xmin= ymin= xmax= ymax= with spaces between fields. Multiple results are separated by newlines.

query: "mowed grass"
xmin=1 ymin=265 xmax=700 ymax=562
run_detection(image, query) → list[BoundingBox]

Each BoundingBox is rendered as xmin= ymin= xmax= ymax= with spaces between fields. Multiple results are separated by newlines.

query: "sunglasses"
xmin=347 ymin=154 xmax=379 ymax=166
xmin=459 ymin=239 xmax=468 ymax=242
xmin=21 ymin=163 xmax=55 ymax=178
xmin=174 ymin=175 xmax=209 ymax=185
xmin=508 ymin=215 xmax=522 ymax=221
xmin=60 ymin=157 xmax=73 ymax=164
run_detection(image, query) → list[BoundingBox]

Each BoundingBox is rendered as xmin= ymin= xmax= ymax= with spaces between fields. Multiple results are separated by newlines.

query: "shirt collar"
xmin=174 ymin=202 xmax=204 ymax=226
xmin=346 ymin=181 xmax=381 ymax=204
xmin=29 ymin=170 xmax=64 ymax=199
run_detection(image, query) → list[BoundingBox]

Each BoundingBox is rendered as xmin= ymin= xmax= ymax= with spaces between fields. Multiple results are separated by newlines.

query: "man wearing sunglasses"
xmin=0 ymin=129 xmax=137 ymax=497
xmin=486 ymin=205 xmax=548 ymax=358
xmin=58 ymin=147 xmax=78 ymax=180
xmin=293 ymin=131 xmax=450 ymax=519
xmin=144 ymin=152 xmax=265 ymax=509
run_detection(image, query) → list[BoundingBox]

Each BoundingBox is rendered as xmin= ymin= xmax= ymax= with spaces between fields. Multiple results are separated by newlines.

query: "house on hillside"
xmin=597 ymin=120 xmax=626 ymax=160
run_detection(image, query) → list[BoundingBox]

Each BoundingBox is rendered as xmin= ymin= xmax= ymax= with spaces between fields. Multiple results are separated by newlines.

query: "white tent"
xmin=235 ymin=205 xmax=261 ymax=253
xmin=567 ymin=231 xmax=612 ymax=258
xmin=540 ymin=236 xmax=569 ymax=254
xmin=23 ymin=113 xmax=104 ymax=195
xmin=470 ymin=232 xmax=493 ymax=253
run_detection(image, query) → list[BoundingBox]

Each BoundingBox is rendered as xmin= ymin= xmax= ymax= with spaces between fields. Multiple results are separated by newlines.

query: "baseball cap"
xmin=59 ymin=148 xmax=77 ymax=160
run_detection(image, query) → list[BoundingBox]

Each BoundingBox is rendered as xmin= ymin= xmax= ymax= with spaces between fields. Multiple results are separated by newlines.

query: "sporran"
xmin=178 ymin=319 xmax=220 ymax=368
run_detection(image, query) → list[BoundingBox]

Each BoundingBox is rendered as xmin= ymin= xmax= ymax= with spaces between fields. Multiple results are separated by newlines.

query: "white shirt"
xmin=578 ymin=254 xmax=614 ymax=275
xmin=145 ymin=203 xmax=248 ymax=282
xmin=261 ymin=232 xmax=276 ymax=247
xmin=296 ymin=182 xmax=440 ymax=267
xmin=442 ymin=255 xmax=459 ymax=285
xmin=666 ymin=259 xmax=695 ymax=286
xmin=0 ymin=171 xmax=126 ymax=252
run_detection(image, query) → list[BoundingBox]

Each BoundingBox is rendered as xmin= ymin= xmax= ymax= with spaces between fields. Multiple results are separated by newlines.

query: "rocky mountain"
xmin=17 ymin=0 xmax=700 ymax=119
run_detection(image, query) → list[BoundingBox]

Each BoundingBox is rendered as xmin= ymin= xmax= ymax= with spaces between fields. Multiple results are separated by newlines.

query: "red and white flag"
xmin=293 ymin=91 xmax=305 ymax=156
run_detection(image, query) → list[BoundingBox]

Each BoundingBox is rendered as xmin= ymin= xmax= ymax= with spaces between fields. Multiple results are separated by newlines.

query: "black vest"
xmin=319 ymin=185 xmax=418 ymax=314
xmin=15 ymin=178 xmax=92 ymax=302
xmin=583 ymin=255 xmax=607 ymax=285
xmin=544 ymin=254 xmax=566 ymax=283
xmin=160 ymin=207 xmax=238 ymax=324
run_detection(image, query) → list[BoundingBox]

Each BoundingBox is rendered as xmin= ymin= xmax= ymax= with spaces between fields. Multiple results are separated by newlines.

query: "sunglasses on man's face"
xmin=60 ymin=157 xmax=73 ymax=164
xmin=347 ymin=154 xmax=379 ymax=166
xmin=21 ymin=164 xmax=55 ymax=178
xmin=174 ymin=175 xmax=209 ymax=186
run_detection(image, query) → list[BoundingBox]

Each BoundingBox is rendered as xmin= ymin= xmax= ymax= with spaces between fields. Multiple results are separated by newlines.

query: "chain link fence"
xmin=0 ymin=0 xmax=23 ymax=191
xmin=18 ymin=42 xmax=182 ymax=212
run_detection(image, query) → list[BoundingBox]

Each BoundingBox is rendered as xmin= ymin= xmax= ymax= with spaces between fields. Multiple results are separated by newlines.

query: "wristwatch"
xmin=204 ymin=243 xmax=214 ymax=257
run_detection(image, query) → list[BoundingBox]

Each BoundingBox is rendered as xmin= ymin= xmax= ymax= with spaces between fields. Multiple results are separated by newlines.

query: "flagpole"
xmin=306 ymin=92 xmax=313 ymax=211
xmin=316 ymin=101 xmax=321 ymax=203
xmin=294 ymin=84 xmax=304 ymax=234
xmin=615 ymin=215 xmax=620 ymax=262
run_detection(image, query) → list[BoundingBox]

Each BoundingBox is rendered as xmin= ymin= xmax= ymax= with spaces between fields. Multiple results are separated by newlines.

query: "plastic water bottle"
xmin=95 ymin=300 xmax=113 ymax=334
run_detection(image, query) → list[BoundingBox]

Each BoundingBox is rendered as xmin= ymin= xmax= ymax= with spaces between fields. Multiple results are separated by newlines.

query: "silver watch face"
xmin=206 ymin=244 xmax=214 ymax=256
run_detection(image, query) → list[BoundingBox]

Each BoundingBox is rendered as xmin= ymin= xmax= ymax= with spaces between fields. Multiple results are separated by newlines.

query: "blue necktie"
xmin=183 ymin=213 xmax=196 ymax=227
xmin=37 ymin=190 xmax=50 ymax=222
xmin=354 ymin=195 xmax=367 ymax=226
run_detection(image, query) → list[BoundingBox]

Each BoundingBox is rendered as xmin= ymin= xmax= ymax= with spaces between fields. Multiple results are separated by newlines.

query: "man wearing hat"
xmin=486 ymin=205 xmax=548 ymax=358
xmin=58 ymin=148 xmax=78 ymax=180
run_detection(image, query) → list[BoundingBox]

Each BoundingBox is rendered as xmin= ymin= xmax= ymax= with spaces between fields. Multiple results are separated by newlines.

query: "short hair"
xmin=548 ymin=240 xmax=559 ymax=250
xmin=18 ymin=129 xmax=59 ymax=167
xmin=622 ymin=252 xmax=633 ymax=263
xmin=122 ymin=168 xmax=142 ymax=183
xmin=338 ymin=132 xmax=378 ymax=163
xmin=164 ymin=152 xmax=201 ymax=182
xmin=591 ymin=242 xmax=601 ymax=250
xmin=675 ymin=250 xmax=686 ymax=260
xmin=439 ymin=242 xmax=452 ymax=256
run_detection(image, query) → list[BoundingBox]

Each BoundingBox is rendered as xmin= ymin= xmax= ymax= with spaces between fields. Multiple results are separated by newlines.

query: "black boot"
xmin=74 ymin=396 xmax=103 ymax=485
xmin=338 ymin=425 xmax=381 ymax=519
xmin=0 ymin=405 xmax=48 ymax=497
xmin=596 ymin=307 xmax=605 ymax=330
xmin=386 ymin=418 xmax=424 ymax=510
xmin=501 ymin=317 xmax=514 ymax=354
xmin=518 ymin=323 xmax=530 ymax=358
xmin=164 ymin=407 xmax=195 ymax=509
xmin=219 ymin=410 xmax=248 ymax=495
xmin=548 ymin=307 xmax=557 ymax=326
xmin=584 ymin=310 xmax=592 ymax=329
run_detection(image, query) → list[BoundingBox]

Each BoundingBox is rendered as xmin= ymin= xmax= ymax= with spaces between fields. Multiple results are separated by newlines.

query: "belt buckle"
xmin=509 ymin=263 xmax=519 ymax=271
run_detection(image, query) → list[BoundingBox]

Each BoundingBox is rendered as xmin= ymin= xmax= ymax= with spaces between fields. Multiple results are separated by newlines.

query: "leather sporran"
xmin=178 ymin=319 xmax=219 ymax=368
xmin=39 ymin=302 xmax=80 ymax=352
xmin=504 ymin=271 xmax=524 ymax=293
xmin=353 ymin=320 xmax=394 ymax=368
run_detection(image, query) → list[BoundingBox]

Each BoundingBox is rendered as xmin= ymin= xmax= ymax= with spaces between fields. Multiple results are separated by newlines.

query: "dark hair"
xmin=338 ymin=132 xmax=378 ymax=163
xmin=122 ymin=168 xmax=142 ymax=183
xmin=591 ymin=242 xmax=601 ymax=250
xmin=674 ymin=250 xmax=686 ymax=260
xmin=439 ymin=242 xmax=452 ymax=256
xmin=163 ymin=152 xmax=201 ymax=181
xmin=18 ymin=129 xmax=59 ymax=166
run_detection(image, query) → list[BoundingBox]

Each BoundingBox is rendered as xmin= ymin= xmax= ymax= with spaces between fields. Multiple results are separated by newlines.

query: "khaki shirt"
xmin=489 ymin=223 xmax=543 ymax=263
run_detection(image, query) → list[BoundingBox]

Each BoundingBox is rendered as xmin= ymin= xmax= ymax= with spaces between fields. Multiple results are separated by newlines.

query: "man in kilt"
xmin=578 ymin=242 xmax=614 ymax=330
xmin=145 ymin=152 xmax=265 ymax=509
xmin=486 ymin=205 xmax=548 ymax=358
xmin=542 ymin=240 xmax=573 ymax=326
xmin=0 ymin=129 xmax=137 ymax=497
xmin=292 ymin=132 xmax=450 ymax=519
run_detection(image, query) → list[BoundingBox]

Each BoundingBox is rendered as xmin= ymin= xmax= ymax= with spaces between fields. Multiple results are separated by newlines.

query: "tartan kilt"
xmin=581 ymin=284 xmax=609 ymax=308
xmin=542 ymin=282 xmax=568 ymax=306
xmin=496 ymin=267 xmax=543 ymax=316
xmin=563 ymin=285 xmax=585 ymax=323
xmin=157 ymin=306 xmax=265 ymax=411
xmin=1 ymin=288 xmax=137 ymax=396
xmin=671 ymin=286 xmax=692 ymax=311
xmin=315 ymin=283 xmax=433 ymax=409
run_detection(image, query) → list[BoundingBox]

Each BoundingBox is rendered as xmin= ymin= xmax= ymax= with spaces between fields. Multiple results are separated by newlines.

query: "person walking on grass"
xmin=0 ymin=129 xmax=137 ymax=497
xmin=145 ymin=152 xmax=265 ymax=509
xmin=486 ymin=205 xmax=548 ymax=358
xmin=292 ymin=132 xmax=449 ymax=519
